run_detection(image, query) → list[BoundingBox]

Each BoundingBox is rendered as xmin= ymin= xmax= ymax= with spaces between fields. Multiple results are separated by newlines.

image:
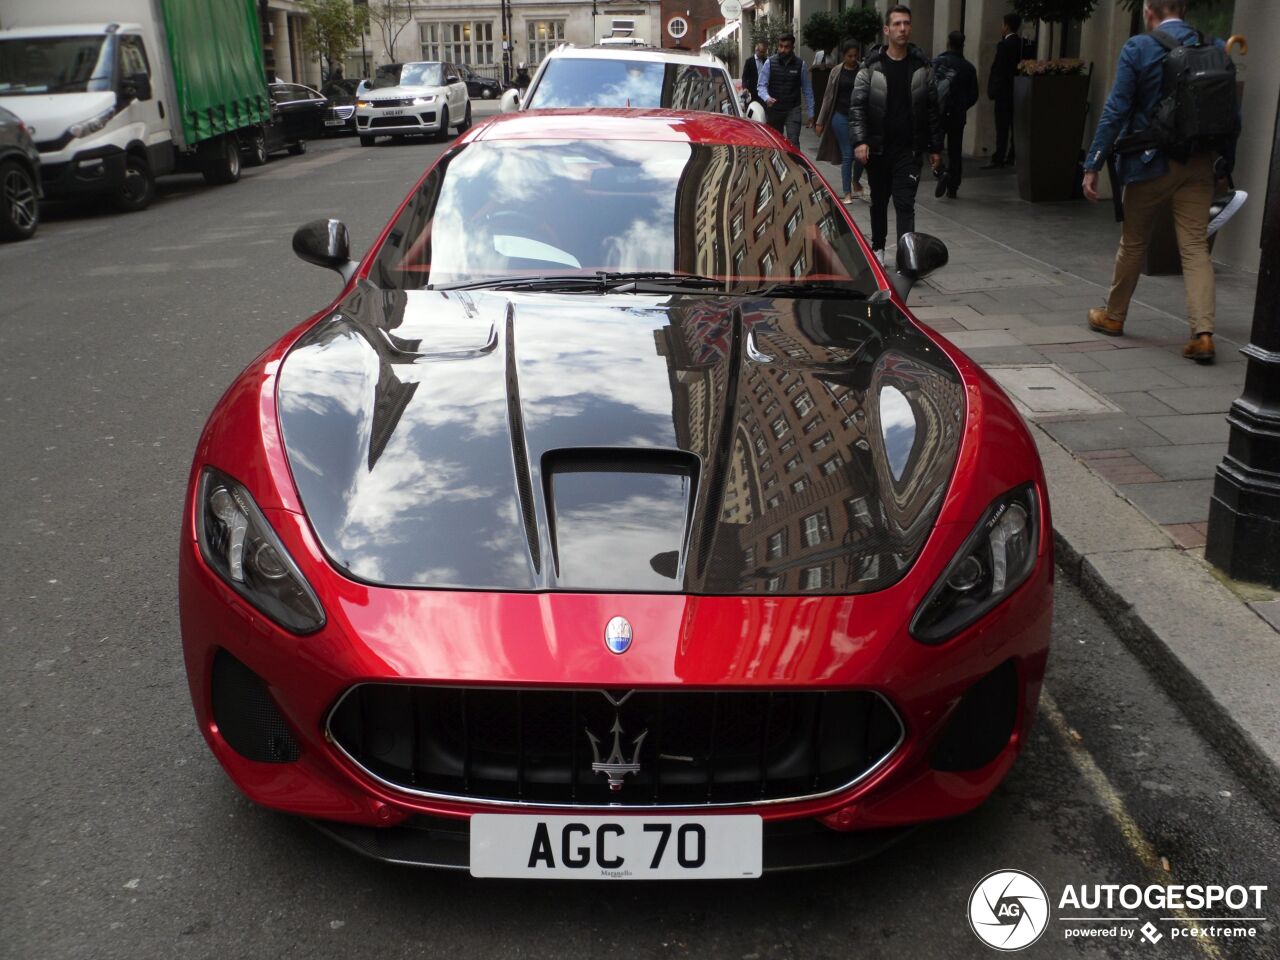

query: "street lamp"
xmin=1204 ymin=95 xmax=1280 ymax=586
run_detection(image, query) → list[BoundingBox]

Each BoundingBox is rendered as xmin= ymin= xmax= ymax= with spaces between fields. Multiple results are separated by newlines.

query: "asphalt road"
xmin=2 ymin=117 xmax=1278 ymax=960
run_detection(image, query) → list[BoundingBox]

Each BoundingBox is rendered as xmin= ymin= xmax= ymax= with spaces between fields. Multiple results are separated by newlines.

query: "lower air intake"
xmin=211 ymin=649 xmax=300 ymax=763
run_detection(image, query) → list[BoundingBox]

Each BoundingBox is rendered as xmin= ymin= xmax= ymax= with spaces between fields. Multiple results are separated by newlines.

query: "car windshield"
xmin=529 ymin=59 xmax=736 ymax=114
xmin=368 ymin=139 xmax=878 ymax=296
xmin=393 ymin=62 xmax=443 ymax=88
xmin=0 ymin=36 xmax=111 ymax=94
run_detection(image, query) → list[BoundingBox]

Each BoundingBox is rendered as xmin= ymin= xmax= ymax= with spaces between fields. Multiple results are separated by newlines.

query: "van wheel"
xmin=288 ymin=139 xmax=307 ymax=156
xmin=0 ymin=160 xmax=39 ymax=240
xmin=244 ymin=128 xmax=268 ymax=166
xmin=200 ymin=135 xmax=241 ymax=185
xmin=113 ymin=153 xmax=156 ymax=211
xmin=456 ymin=101 xmax=472 ymax=133
xmin=359 ymin=135 xmax=375 ymax=147
xmin=435 ymin=106 xmax=450 ymax=142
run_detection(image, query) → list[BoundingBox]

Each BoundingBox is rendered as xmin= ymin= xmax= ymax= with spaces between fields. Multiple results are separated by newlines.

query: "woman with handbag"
xmin=815 ymin=40 xmax=865 ymax=203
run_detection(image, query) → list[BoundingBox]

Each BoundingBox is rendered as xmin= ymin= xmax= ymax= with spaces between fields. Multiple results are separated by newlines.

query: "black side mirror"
xmin=889 ymin=232 xmax=949 ymax=299
xmin=121 ymin=73 xmax=152 ymax=102
xmin=293 ymin=219 xmax=357 ymax=282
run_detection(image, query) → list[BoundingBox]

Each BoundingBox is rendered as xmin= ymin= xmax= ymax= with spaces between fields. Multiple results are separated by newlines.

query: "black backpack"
xmin=932 ymin=56 xmax=958 ymax=119
xmin=1117 ymin=30 xmax=1238 ymax=159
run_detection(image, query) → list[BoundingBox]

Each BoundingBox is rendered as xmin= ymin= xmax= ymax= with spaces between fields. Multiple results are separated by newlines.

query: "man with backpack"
xmin=1082 ymin=0 xmax=1238 ymax=363
xmin=932 ymin=31 xmax=979 ymax=199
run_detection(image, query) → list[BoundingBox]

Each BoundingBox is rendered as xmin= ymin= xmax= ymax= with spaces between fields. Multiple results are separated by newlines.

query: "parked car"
xmin=0 ymin=103 xmax=39 ymax=241
xmin=458 ymin=63 xmax=501 ymax=99
xmin=239 ymin=82 xmax=328 ymax=164
xmin=502 ymin=45 xmax=766 ymax=122
xmin=355 ymin=60 xmax=471 ymax=145
xmin=179 ymin=109 xmax=1052 ymax=877
xmin=321 ymin=77 xmax=362 ymax=135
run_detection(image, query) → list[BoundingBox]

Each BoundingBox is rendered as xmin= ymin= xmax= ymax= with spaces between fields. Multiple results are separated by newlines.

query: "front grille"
xmin=368 ymin=97 xmax=416 ymax=107
xmin=327 ymin=686 xmax=902 ymax=807
xmin=370 ymin=116 xmax=420 ymax=129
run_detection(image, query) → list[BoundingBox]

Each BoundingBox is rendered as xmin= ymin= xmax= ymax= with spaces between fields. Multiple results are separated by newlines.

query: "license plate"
xmin=380 ymin=108 xmax=404 ymax=116
xmin=470 ymin=814 xmax=762 ymax=879
xmin=324 ymin=118 xmax=344 ymax=126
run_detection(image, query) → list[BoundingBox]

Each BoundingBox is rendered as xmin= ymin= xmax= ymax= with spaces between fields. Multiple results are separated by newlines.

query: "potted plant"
xmin=801 ymin=11 xmax=840 ymax=92
xmin=1010 ymin=0 xmax=1098 ymax=201
xmin=837 ymin=6 xmax=883 ymax=57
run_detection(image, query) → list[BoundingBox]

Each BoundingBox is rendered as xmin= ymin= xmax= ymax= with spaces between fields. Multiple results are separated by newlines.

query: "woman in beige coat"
xmin=814 ymin=40 xmax=864 ymax=203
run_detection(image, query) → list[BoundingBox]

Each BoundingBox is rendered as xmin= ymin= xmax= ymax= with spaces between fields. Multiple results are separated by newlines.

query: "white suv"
xmin=356 ymin=61 xmax=472 ymax=145
xmin=503 ymin=45 xmax=766 ymax=122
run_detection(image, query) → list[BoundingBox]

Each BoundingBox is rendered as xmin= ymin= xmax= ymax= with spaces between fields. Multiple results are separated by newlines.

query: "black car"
xmin=239 ymin=83 xmax=330 ymax=165
xmin=458 ymin=64 xmax=502 ymax=99
xmin=0 ymin=104 xmax=40 ymax=242
xmin=321 ymin=78 xmax=362 ymax=135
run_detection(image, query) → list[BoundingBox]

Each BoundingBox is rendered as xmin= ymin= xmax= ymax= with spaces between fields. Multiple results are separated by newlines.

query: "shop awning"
xmin=701 ymin=19 xmax=740 ymax=48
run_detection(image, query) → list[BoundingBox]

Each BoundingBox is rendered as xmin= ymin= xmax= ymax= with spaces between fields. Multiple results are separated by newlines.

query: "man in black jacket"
xmin=933 ymin=31 xmax=979 ymax=198
xmin=851 ymin=4 xmax=942 ymax=263
xmin=984 ymin=13 xmax=1022 ymax=167
xmin=741 ymin=40 xmax=769 ymax=109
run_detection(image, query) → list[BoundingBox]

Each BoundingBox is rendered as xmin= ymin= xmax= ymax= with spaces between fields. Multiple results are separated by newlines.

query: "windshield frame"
xmin=525 ymin=57 xmax=741 ymax=116
xmin=365 ymin=137 xmax=881 ymax=298
xmin=384 ymin=61 xmax=444 ymax=89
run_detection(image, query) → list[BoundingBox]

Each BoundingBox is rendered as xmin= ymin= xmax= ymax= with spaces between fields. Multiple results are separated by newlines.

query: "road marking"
xmin=1041 ymin=690 xmax=1225 ymax=960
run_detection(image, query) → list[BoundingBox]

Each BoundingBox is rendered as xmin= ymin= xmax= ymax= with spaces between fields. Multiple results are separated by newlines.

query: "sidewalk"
xmin=802 ymin=128 xmax=1280 ymax=819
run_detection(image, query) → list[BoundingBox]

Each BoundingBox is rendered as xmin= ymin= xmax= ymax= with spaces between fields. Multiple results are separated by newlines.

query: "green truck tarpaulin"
xmin=160 ymin=0 xmax=269 ymax=146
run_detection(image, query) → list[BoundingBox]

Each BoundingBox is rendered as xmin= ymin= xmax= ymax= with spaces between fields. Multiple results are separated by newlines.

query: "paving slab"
xmin=1041 ymin=416 xmax=1172 ymax=451
xmin=1106 ymin=391 xmax=1180 ymax=417
xmin=1147 ymin=385 xmax=1243 ymax=414
xmin=1075 ymin=366 xmax=1185 ymax=393
xmin=963 ymin=345 xmax=1051 ymax=365
xmin=1118 ymin=478 xmax=1216 ymax=524
xmin=942 ymin=329 xmax=1023 ymax=349
xmin=1011 ymin=325 xmax=1106 ymax=345
xmin=1128 ymin=442 xmax=1227 ymax=481
xmin=1092 ymin=346 xmax=1195 ymax=370
xmin=953 ymin=313 xmax=1036 ymax=331
xmin=1141 ymin=412 xmax=1231 ymax=445
xmin=1043 ymin=352 xmax=1107 ymax=373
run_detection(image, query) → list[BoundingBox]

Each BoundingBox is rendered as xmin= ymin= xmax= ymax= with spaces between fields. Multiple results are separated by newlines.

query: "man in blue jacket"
xmin=1081 ymin=0 xmax=1234 ymax=363
xmin=758 ymin=34 xmax=816 ymax=147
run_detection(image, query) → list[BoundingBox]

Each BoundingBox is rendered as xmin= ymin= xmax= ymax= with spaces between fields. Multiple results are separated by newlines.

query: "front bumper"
xmin=356 ymin=105 xmax=443 ymax=137
xmin=38 ymin=145 xmax=126 ymax=198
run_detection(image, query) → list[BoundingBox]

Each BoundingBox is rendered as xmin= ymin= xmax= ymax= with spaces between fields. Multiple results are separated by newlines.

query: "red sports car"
xmin=179 ymin=109 xmax=1052 ymax=878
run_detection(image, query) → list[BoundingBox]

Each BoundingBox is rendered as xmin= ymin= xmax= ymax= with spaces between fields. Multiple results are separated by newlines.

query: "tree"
xmin=751 ymin=14 xmax=791 ymax=52
xmin=300 ymin=0 xmax=366 ymax=81
xmin=705 ymin=36 xmax=738 ymax=74
xmin=1012 ymin=0 xmax=1098 ymax=58
xmin=837 ymin=6 xmax=883 ymax=52
xmin=801 ymin=11 xmax=841 ymax=58
xmin=367 ymin=0 xmax=417 ymax=63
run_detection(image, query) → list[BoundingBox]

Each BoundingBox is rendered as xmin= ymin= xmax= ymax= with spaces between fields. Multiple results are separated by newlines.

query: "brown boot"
xmin=1183 ymin=333 xmax=1215 ymax=364
xmin=1087 ymin=307 xmax=1124 ymax=336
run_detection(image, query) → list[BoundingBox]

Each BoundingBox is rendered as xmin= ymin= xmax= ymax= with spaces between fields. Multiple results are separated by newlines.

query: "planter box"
xmin=1013 ymin=73 xmax=1090 ymax=202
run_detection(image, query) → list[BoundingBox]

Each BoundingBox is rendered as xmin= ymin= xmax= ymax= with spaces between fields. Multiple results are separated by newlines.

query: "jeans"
xmin=867 ymin=147 xmax=922 ymax=251
xmin=830 ymin=111 xmax=865 ymax=195
xmin=1106 ymin=153 xmax=1216 ymax=335
xmin=767 ymin=104 xmax=803 ymax=147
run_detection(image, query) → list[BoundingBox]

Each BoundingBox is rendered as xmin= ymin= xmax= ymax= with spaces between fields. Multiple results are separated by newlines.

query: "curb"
xmin=1034 ymin=425 xmax=1280 ymax=822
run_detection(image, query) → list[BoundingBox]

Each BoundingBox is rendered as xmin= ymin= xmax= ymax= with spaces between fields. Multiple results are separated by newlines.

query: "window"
xmin=793 ymin=393 xmax=814 ymax=417
xmin=848 ymin=497 xmax=872 ymax=524
xmin=766 ymin=575 xmax=783 ymax=592
xmin=821 ymin=454 xmax=844 ymax=476
xmin=763 ymin=401 xmax=778 ymax=417
xmin=763 ymin=475 xmax=777 ymax=489
xmin=767 ymin=495 xmax=782 ymax=509
xmin=784 ymin=208 xmax=802 ymax=242
xmin=759 ymin=457 xmax=772 ymax=472
xmin=760 ymin=249 xmax=776 ymax=275
xmin=118 ymin=34 xmax=150 ymax=78
xmin=419 ymin=22 xmax=443 ymax=60
xmin=754 ymin=436 xmax=767 ymax=456
xmin=784 ymin=380 xmax=801 ymax=395
xmin=755 ymin=178 xmax=773 ymax=212
xmin=770 ymin=153 xmax=787 ymax=179
xmin=771 ymin=415 xmax=788 ymax=438
xmin=779 ymin=437 xmax=796 ymax=452
xmin=811 ymin=432 xmax=833 ymax=451
xmin=766 ymin=530 xmax=786 ymax=560
xmin=783 ymin=182 xmax=798 ymax=203
xmin=731 ymin=212 xmax=744 ymax=239
xmin=743 ymin=546 xmax=755 ymax=566
xmin=791 ymin=252 xmax=808 ymax=278
xmin=785 ymin=455 xmax=801 ymax=473
xmin=791 ymin=477 xmax=809 ymax=493
xmin=803 ymin=418 xmax=822 ymax=435
xmin=527 ymin=20 xmax=566 ymax=64
xmin=802 ymin=565 xmax=832 ymax=590
xmin=801 ymin=510 xmax=830 ymax=547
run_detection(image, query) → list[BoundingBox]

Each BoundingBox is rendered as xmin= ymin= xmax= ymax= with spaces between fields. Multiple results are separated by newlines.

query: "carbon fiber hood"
xmin=276 ymin=281 xmax=963 ymax=594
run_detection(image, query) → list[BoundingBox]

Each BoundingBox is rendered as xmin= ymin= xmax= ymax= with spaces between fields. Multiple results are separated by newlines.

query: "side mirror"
xmin=500 ymin=88 xmax=521 ymax=112
xmin=888 ymin=232 xmax=948 ymax=299
xmin=445 ymin=75 xmax=459 ymax=84
xmin=121 ymin=73 xmax=152 ymax=102
xmin=746 ymin=101 xmax=766 ymax=123
xmin=292 ymin=219 xmax=357 ymax=282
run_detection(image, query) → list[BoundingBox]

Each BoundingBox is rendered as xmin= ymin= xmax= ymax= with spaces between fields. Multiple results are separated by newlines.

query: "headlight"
xmin=412 ymin=95 xmax=437 ymax=105
xmin=910 ymin=484 xmax=1039 ymax=644
xmin=67 ymin=107 xmax=115 ymax=139
xmin=356 ymin=99 xmax=372 ymax=108
xmin=195 ymin=467 xmax=325 ymax=634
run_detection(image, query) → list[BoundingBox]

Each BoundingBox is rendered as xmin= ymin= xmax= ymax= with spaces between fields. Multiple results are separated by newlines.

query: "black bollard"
xmin=1205 ymin=95 xmax=1280 ymax=585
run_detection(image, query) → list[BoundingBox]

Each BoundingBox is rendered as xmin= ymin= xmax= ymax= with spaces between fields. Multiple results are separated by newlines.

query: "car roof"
xmin=471 ymin=109 xmax=788 ymax=149
xmin=544 ymin=44 xmax=727 ymax=69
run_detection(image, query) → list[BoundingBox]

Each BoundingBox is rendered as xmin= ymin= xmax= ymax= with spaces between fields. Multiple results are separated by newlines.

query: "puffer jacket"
xmin=850 ymin=44 xmax=943 ymax=157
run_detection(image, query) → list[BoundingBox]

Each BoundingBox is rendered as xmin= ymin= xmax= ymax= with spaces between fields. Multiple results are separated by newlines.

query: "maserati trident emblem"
xmin=585 ymin=715 xmax=647 ymax=791
xmin=604 ymin=616 xmax=632 ymax=655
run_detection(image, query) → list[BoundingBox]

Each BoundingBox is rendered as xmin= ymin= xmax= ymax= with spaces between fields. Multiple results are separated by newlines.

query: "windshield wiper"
xmin=596 ymin=271 xmax=724 ymax=292
xmin=432 ymin=271 xmax=725 ymax=294
xmin=738 ymin=281 xmax=871 ymax=299
xmin=432 ymin=274 xmax=604 ymax=292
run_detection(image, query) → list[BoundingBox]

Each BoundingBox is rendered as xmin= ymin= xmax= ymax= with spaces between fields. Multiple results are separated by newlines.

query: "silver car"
xmin=0 ymin=104 xmax=40 ymax=242
xmin=355 ymin=61 xmax=472 ymax=145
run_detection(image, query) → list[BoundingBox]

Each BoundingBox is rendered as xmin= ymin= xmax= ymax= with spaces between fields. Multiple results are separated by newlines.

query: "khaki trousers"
xmin=1105 ymin=153 xmax=1216 ymax=335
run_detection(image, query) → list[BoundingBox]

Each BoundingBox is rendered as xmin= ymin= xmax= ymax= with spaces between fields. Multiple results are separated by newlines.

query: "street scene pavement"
xmin=2 ymin=101 xmax=1278 ymax=957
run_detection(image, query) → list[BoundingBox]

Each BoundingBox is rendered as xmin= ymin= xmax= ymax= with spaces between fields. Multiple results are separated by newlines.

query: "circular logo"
xmin=604 ymin=616 xmax=633 ymax=655
xmin=968 ymin=869 xmax=1049 ymax=951
xmin=667 ymin=16 xmax=688 ymax=40
xmin=720 ymin=0 xmax=743 ymax=19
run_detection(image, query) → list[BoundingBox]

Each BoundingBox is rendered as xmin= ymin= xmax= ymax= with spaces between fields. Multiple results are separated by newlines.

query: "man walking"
xmin=984 ymin=13 xmax=1021 ymax=168
xmin=742 ymin=40 xmax=769 ymax=110
xmin=758 ymin=34 xmax=815 ymax=147
xmin=851 ymin=4 xmax=942 ymax=264
xmin=932 ymin=30 xmax=978 ymax=198
xmin=1082 ymin=0 xmax=1238 ymax=363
